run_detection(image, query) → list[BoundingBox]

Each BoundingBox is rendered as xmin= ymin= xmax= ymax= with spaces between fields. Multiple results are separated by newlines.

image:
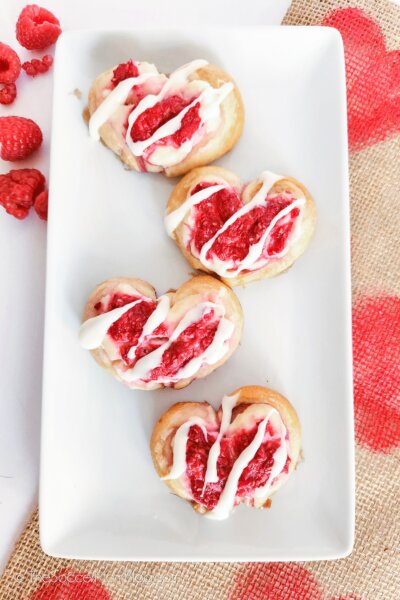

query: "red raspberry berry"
xmin=16 ymin=4 xmax=62 ymax=51
xmin=22 ymin=60 xmax=37 ymax=76
xmin=112 ymin=60 xmax=139 ymax=86
xmin=34 ymin=188 xmax=48 ymax=220
xmin=0 ymin=168 xmax=45 ymax=219
xmin=31 ymin=58 xmax=44 ymax=72
xmin=0 ymin=116 xmax=43 ymax=161
xmin=0 ymin=83 xmax=17 ymax=105
xmin=0 ymin=42 xmax=21 ymax=84
xmin=42 ymin=54 xmax=53 ymax=67
xmin=22 ymin=54 xmax=53 ymax=77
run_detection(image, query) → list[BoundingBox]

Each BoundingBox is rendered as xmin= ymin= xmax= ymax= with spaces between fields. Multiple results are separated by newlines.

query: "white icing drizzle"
xmin=163 ymin=400 xmax=288 ymax=520
xmin=79 ymin=298 xmax=146 ymax=350
xmin=126 ymin=75 xmax=232 ymax=160
xmin=80 ymin=289 xmax=232 ymax=385
xmin=253 ymin=423 xmax=288 ymax=500
xmin=162 ymin=417 xmax=208 ymax=481
xmin=165 ymin=184 xmax=227 ymax=236
xmin=127 ymin=294 xmax=170 ymax=360
xmin=172 ymin=316 xmax=234 ymax=382
xmin=197 ymin=171 xmax=305 ymax=278
xmin=89 ymin=58 xmax=234 ymax=168
xmin=202 ymin=394 xmax=238 ymax=490
xmin=89 ymin=72 xmax=159 ymax=141
xmin=207 ymin=409 xmax=277 ymax=520
xmin=120 ymin=301 xmax=230 ymax=384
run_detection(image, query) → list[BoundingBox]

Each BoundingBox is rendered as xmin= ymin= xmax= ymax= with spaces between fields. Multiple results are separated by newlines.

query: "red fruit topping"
xmin=0 ymin=116 xmax=43 ymax=161
xmin=0 ymin=168 xmax=45 ymax=219
xmin=0 ymin=42 xmax=21 ymax=84
xmin=16 ymin=4 xmax=61 ymax=50
xmin=191 ymin=183 xmax=300 ymax=265
xmin=131 ymin=95 xmax=191 ymax=142
xmin=104 ymin=293 xmax=158 ymax=366
xmin=169 ymin=103 xmax=201 ymax=146
xmin=149 ymin=310 xmax=219 ymax=381
xmin=191 ymin=183 xmax=242 ymax=251
xmin=112 ymin=59 xmax=139 ymax=86
xmin=34 ymin=188 xmax=48 ymax=220
xmin=22 ymin=54 xmax=53 ymax=77
xmin=186 ymin=423 xmax=290 ymax=510
xmin=99 ymin=292 xmax=223 ymax=378
xmin=0 ymin=83 xmax=17 ymax=105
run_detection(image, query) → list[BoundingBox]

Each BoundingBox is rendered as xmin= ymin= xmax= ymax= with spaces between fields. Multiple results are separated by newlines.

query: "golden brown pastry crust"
xmin=88 ymin=64 xmax=244 ymax=177
xmin=81 ymin=274 xmax=243 ymax=391
xmin=166 ymin=166 xmax=317 ymax=286
xmin=151 ymin=385 xmax=302 ymax=515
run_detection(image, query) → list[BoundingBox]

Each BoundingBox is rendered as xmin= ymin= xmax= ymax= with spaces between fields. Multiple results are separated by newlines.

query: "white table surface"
xmin=0 ymin=0 xmax=291 ymax=573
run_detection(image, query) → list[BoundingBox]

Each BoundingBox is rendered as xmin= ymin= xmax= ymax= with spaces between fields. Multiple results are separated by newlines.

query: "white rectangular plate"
xmin=40 ymin=27 xmax=354 ymax=561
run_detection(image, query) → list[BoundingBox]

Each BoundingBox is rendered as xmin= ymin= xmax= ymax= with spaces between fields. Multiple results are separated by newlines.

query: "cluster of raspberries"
xmin=0 ymin=4 xmax=61 ymax=220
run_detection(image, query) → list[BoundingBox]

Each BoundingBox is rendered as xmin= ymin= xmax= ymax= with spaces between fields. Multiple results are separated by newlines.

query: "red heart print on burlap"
xmin=323 ymin=7 xmax=400 ymax=152
xmin=353 ymin=294 xmax=400 ymax=453
xmin=229 ymin=563 xmax=363 ymax=600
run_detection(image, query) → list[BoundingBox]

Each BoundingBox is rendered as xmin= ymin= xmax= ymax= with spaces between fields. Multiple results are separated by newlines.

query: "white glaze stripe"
xmin=79 ymin=298 xmax=146 ymax=350
xmin=253 ymin=424 xmax=288 ymax=500
xmin=127 ymin=294 xmax=170 ymax=360
xmin=124 ymin=59 xmax=207 ymax=156
xmin=198 ymin=171 xmax=305 ymax=277
xmin=162 ymin=417 xmax=208 ymax=481
xmin=126 ymin=82 xmax=233 ymax=157
xmin=198 ymin=171 xmax=282 ymax=262
xmin=121 ymin=301 xmax=226 ymax=383
xmin=202 ymin=394 xmax=238 ymax=491
xmin=171 ymin=317 xmax=234 ymax=383
xmin=208 ymin=409 xmax=276 ymax=520
xmin=229 ymin=199 xmax=304 ymax=275
xmin=89 ymin=73 xmax=158 ymax=141
xmin=165 ymin=184 xmax=226 ymax=236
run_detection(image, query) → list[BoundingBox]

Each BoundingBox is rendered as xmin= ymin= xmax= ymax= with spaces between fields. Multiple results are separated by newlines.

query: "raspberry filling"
xmin=190 ymin=183 xmax=300 ymax=267
xmin=112 ymin=60 xmax=139 ymax=86
xmin=130 ymin=95 xmax=202 ymax=147
xmin=190 ymin=183 xmax=243 ymax=250
xmin=148 ymin=310 xmax=219 ymax=380
xmin=97 ymin=293 xmax=157 ymax=366
xmin=186 ymin=423 xmax=290 ymax=510
xmin=96 ymin=293 xmax=222 ymax=381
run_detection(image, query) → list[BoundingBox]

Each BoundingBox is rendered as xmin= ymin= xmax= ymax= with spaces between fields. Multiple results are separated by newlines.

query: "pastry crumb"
xmin=71 ymin=87 xmax=82 ymax=99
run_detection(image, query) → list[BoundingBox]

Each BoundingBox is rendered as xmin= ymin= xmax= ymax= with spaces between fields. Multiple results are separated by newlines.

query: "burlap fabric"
xmin=1 ymin=1 xmax=399 ymax=598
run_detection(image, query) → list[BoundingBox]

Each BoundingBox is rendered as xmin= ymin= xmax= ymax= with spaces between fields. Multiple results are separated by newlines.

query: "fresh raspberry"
xmin=0 ymin=168 xmax=45 ymax=219
xmin=0 ymin=83 xmax=17 ymax=105
xmin=0 ymin=42 xmax=21 ymax=84
xmin=22 ymin=54 xmax=53 ymax=77
xmin=42 ymin=54 xmax=53 ymax=67
xmin=34 ymin=188 xmax=48 ymax=220
xmin=22 ymin=61 xmax=36 ymax=76
xmin=16 ymin=4 xmax=61 ymax=50
xmin=0 ymin=116 xmax=43 ymax=161
xmin=112 ymin=60 xmax=139 ymax=86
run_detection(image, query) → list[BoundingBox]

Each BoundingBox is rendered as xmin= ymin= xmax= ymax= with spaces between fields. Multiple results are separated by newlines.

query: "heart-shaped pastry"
xmin=165 ymin=166 xmax=316 ymax=286
xmin=151 ymin=385 xmax=301 ymax=518
xmin=79 ymin=275 xmax=243 ymax=390
xmin=88 ymin=59 xmax=244 ymax=177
